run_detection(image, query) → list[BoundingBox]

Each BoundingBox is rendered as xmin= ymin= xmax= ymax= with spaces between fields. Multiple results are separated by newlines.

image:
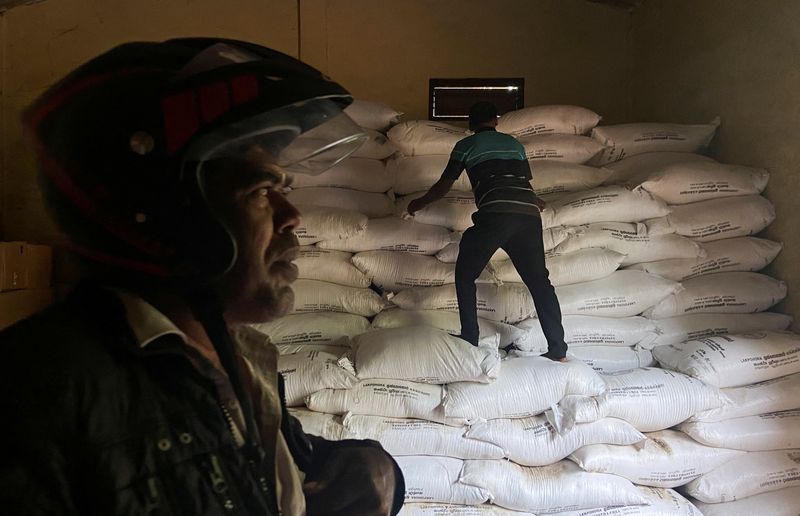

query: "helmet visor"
xmin=184 ymin=97 xmax=367 ymax=176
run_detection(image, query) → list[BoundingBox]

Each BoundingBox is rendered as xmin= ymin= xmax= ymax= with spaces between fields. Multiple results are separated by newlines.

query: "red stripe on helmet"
xmin=199 ymin=81 xmax=231 ymax=123
xmin=162 ymin=90 xmax=200 ymax=155
xmin=24 ymin=68 xmax=156 ymax=130
xmin=230 ymin=74 xmax=259 ymax=105
xmin=67 ymin=242 xmax=170 ymax=277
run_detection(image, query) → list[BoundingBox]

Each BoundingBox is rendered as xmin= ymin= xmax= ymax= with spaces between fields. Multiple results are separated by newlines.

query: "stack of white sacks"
xmin=252 ymin=101 xmax=799 ymax=514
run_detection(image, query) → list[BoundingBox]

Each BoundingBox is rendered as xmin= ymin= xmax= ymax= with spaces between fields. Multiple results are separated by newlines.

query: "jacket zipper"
xmin=208 ymin=454 xmax=236 ymax=512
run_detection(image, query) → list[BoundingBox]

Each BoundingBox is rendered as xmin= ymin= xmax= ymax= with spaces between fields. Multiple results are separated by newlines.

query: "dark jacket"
xmin=0 ymin=283 xmax=403 ymax=515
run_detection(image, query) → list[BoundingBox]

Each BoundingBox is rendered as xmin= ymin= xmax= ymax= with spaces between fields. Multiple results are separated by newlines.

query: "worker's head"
xmin=24 ymin=38 xmax=365 ymax=322
xmin=468 ymin=101 xmax=499 ymax=131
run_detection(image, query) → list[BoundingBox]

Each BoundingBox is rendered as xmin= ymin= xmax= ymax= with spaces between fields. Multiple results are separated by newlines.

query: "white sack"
xmin=306 ymin=379 xmax=448 ymax=422
xmin=648 ymin=311 xmax=794 ymax=348
xmin=691 ymin=372 xmax=800 ymax=422
xmin=372 ymin=309 xmax=526 ymax=347
xmin=290 ymin=157 xmax=391 ymax=192
xmin=294 ymin=247 xmax=370 ymax=287
xmin=644 ymin=271 xmax=787 ymax=318
xmin=556 ymin=270 xmax=681 ymax=318
xmin=397 ymin=456 xmax=490 ymax=505
xmin=437 ymin=227 xmax=572 ymax=263
xmin=684 ymin=449 xmax=800 ymax=503
xmin=287 ymin=408 xmax=344 ymax=440
xmin=652 ymin=330 xmax=800 ymax=388
xmin=531 ymin=161 xmax=613 ymax=195
xmin=497 ymin=105 xmax=601 ymax=137
xmin=555 ymin=222 xmax=705 ymax=265
xmin=568 ymin=346 xmax=655 ymax=374
xmin=390 ymin=283 xmax=534 ymax=324
xmin=389 ymin=155 xmax=473 ymax=194
xmin=458 ymin=459 xmax=648 ymax=514
xmin=570 ymin=429 xmax=744 ymax=488
xmin=344 ymin=99 xmax=402 ymax=132
xmin=290 ymin=279 xmax=384 ymax=317
xmin=540 ymin=186 xmax=670 ymax=228
xmin=398 ymin=192 xmax=476 ymax=231
xmin=555 ymin=367 xmax=726 ymax=432
xmin=603 ymin=151 xmax=716 ymax=186
xmin=517 ymin=134 xmax=606 ymax=163
xmin=589 ymin=120 xmax=719 ymax=166
xmin=317 ymin=217 xmax=453 ymax=255
xmin=352 ymin=250 xmax=493 ymax=292
xmin=679 ymin=410 xmax=800 ymax=451
xmin=549 ymin=487 xmax=702 ymax=516
xmin=691 ymin=486 xmax=800 ymax=516
xmin=516 ymin=315 xmax=658 ymax=352
xmin=646 ymin=195 xmax=776 ymax=242
xmin=387 ymin=121 xmax=469 ymax=156
xmin=276 ymin=343 xmax=348 ymax=356
xmin=277 ymin=351 xmax=357 ymax=406
xmin=293 ymin=204 xmax=367 ymax=244
xmin=288 ymin=187 xmax=394 ymax=218
xmin=250 ymin=312 xmax=370 ymax=345
xmin=465 ymin=415 xmax=644 ymax=467
xmin=351 ymin=127 xmax=398 ymax=159
xmin=349 ymin=326 xmax=501 ymax=384
xmin=342 ymin=414 xmax=504 ymax=459
xmin=444 ymin=356 xmax=605 ymax=421
xmin=492 ymin=248 xmax=624 ymax=286
xmin=636 ymin=161 xmax=769 ymax=204
xmin=399 ymin=503 xmax=533 ymax=516
xmin=628 ymin=236 xmax=783 ymax=281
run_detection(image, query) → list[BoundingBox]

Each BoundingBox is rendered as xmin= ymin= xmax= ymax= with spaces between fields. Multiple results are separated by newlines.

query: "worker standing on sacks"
xmin=407 ymin=102 xmax=568 ymax=361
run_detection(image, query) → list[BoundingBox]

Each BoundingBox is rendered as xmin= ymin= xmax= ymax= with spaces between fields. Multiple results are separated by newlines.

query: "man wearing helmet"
xmin=0 ymin=39 xmax=403 ymax=515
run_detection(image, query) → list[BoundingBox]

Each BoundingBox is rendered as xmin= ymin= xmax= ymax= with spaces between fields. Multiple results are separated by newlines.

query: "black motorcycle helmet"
xmin=23 ymin=39 xmax=368 ymax=475
xmin=24 ymin=37 xmax=366 ymax=282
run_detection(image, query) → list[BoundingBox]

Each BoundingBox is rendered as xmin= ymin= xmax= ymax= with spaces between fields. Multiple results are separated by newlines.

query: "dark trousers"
xmin=455 ymin=211 xmax=567 ymax=357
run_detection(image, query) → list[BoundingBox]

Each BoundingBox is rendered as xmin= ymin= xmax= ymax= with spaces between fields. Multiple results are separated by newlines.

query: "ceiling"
xmin=587 ymin=0 xmax=644 ymax=10
xmin=0 ymin=0 xmax=644 ymax=14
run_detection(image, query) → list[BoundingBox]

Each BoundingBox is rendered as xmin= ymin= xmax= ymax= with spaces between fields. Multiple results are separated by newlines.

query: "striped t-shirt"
xmin=441 ymin=128 xmax=540 ymax=216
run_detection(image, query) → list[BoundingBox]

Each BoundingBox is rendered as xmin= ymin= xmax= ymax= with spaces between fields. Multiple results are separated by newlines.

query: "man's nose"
xmin=270 ymin=190 xmax=301 ymax=234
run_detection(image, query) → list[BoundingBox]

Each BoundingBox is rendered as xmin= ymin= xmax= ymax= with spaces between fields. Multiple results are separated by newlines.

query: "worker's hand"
xmin=304 ymin=442 xmax=401 ymax=516
xmin=406 ymin=197 xmax=426 ymax=216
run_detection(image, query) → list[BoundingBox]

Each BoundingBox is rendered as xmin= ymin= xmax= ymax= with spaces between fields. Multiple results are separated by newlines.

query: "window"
xmin=429 ymin=78 xmax=524 ymax=122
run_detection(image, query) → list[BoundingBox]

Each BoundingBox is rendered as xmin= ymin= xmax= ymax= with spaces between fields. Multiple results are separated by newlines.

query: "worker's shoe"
xmin=541 ymin=350 xmax=568 ymax=362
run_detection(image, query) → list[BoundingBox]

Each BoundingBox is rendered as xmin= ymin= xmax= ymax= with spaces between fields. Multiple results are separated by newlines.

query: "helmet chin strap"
xmin=184 ymin=287 xmax=260 ymax=449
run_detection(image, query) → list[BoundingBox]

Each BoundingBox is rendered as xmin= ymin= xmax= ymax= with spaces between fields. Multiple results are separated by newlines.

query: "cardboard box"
xmin=25 ymin=244 xmax=53 ymax=289
xmin=0 ymin=288 xmax=55 ymax=330
xmin=0 ymin=242 xmax=26 ymax=290
xmin=0 ymin=242 xmax=53 ymax=292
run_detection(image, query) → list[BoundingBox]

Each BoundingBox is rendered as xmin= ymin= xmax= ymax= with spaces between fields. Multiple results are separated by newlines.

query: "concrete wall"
xmin=0 ymin=0 xmax=632 ymax=249
xmin=298 ymin=0 xmax=632 ymax=122
xmin=632 ymin=0 xmax=800 ymax=327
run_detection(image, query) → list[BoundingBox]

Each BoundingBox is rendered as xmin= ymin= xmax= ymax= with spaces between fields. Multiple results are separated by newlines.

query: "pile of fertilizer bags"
xmin=251 ymin=100 xmax=799 ymax=515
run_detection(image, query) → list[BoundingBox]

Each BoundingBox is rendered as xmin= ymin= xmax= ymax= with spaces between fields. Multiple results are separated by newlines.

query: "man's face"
xmin=204 ymin=156 xmax=301 ymax=324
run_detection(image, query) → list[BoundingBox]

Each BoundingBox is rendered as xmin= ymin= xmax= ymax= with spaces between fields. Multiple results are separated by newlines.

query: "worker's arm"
xmin=407 ymin=176 xmax=457 ymax=215
xmin=523 ymin=158 xmax=547 ymax=211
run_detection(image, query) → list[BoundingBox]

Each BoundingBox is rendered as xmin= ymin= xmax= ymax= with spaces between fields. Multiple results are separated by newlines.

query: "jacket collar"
xmin=114 ymin=289 xmax=188 ymax=348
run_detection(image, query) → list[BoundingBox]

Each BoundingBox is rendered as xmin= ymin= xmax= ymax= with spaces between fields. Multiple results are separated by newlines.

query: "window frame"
xmin=428 ymin=78 xmax=525 ymax=122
